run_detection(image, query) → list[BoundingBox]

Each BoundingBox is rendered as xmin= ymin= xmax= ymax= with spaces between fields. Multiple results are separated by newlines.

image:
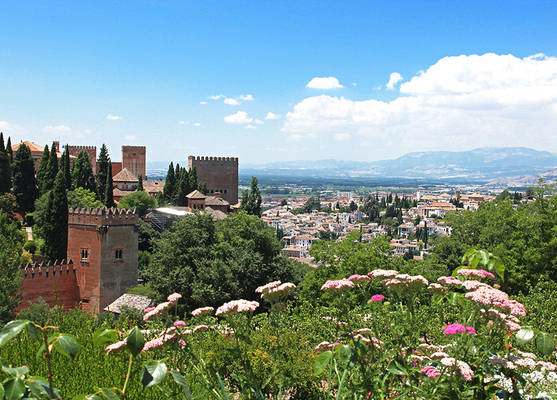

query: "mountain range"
xmin=239 ymin=147 xmax=557 ymax=183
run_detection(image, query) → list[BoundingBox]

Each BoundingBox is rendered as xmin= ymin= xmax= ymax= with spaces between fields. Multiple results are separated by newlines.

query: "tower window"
xmin=115 ymin=249 xmax=123 ymax=260
xmin=80 ymin=248 xmax=89 ymax=262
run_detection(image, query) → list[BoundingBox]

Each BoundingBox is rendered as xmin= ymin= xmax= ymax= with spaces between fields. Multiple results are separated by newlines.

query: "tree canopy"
xmin=12 ymin=144 xmax=38 ymax=214
xmin=148 ymin=212 xmax=307 ymax=312
xmin=71 ymin=150 xmax=96 ymax=193
xmin=0 ymin=211 xmax=25 ymax=319
xmin=117 ymin=190 xmax=157 ymax=216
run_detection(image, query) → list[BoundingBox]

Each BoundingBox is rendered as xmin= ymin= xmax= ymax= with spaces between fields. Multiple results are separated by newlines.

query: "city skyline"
xmin=1 ymin=1 xmax=557 ymax=163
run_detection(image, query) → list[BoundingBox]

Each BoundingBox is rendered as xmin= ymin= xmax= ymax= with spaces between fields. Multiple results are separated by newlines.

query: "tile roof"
xmin=186 ymin=190 xmax=206 ymax=199
xmin=104 ymin=294 xmax=152 ymax=314
xmin=113 ymin=168 xmax=138 ymax=182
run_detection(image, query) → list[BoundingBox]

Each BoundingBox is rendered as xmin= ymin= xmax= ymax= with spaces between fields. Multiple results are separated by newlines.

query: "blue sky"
xmin=1 ymin=1 xmax=557 ymax=164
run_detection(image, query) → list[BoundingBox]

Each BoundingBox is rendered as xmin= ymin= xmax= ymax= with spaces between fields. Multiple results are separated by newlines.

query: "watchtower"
xmin=66 ymin=145 xmax=97 ymax=173
xmin=188 ymin=156 xmax=239 ymax=204
xmin=122 ymin=146 xmax=146 ymax=179
xmin=67 ymin=207 xmax=139 ymax=313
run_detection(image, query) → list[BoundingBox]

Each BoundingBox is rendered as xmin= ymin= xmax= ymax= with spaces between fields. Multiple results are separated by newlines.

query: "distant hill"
xmin=239 ymin=147 xmax=557 ymax=182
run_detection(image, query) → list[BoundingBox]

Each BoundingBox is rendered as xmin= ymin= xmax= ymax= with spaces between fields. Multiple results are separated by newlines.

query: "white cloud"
xmin=209 ymin=94 xmax=224 ymax=100
xmin=200 ymin=101 xmax=208 ymax=105
xmin=284 ymin=53 xmax=557 ymax=153
xmin=306 ymin=76 xmax=344 ymax=90
xmin=224 ymin=111 xmax=253 ymax=125
xmin=224 ymin=97 xmax=240 ymax=106
xmin=254 ymin=119 xmax=264 ymax=125
xmin=238 ymin=94 xmax=254 ymax=101
xmin=193 ymin=122 xmax=201 ymax=127
xmin=265 ymin=112 xmax=281 ymax=120
xmin=43 ymin=125 xmax=71 ymax=133
xmin=124 ymin=135 xmax=137 ymax=141
xmin=335 ymin=133 xmax=352 ymax=141
xmin=386 ymin=72 xmax=403 ymax=90
xmin=106 ymin=114 xmax=122 ymax=120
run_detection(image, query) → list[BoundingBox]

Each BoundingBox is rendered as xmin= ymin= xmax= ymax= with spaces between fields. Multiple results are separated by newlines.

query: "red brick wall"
xmin=18 ymin=263 xmax=79 ymax=311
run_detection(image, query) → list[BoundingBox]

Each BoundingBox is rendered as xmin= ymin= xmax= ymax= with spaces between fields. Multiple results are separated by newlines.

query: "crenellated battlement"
xmin=122 ymin=145 xmax=146 ymax=151
xmin=21 ymin=259 xmax=76 ymax=280
xmin=68 ymin=207 xmax=139 ymax=226
xmin=188 ymin=155 xmax=239 ymax=162
xmin=65 ymin=145 xmax=96 ymax=151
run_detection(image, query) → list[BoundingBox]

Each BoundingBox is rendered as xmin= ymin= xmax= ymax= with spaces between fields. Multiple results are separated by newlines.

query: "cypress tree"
xmin=72 ymin=150 xmax=96 ymax=192
xmin=61 ymin=146 xmax=72 ymax=190
xmin=175 ymin=168 xmax=192 ymax=206
xmin=6 ymin=137 xmax=13 ymax=163
xmin=12 ymin=144 xmax=38 ymax=214
xmin=44 ymin=142 xmax=59 ymax=190
xmin=247 ymin=176 xmax=262 ymax=217
xmin=189 ymin=166 xmax=198 ymax=191
xmin=104 ymin=161 xmax=114 ymax=208
xmin=96 ymin=144 xmax=110 ymax=202
xmin=43 ymin=170 xmax=68 ymax=261
xmin=137 ymin=174 xmax=144 ymax=191
xmin=0 ymin=133 xmax=11 ymax=193
xmin=36 ymin=145 xmax=50 ymax=195
xmin=163 ymin=162 xmax=175 ymax=203
xmin=240 ymin=189 xmax=249 ymax=211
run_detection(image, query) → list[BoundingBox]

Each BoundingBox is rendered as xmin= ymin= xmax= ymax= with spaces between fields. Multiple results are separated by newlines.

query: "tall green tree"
xmin=96 ymin=144 xmax=110 ymax=202
xmin=104 ymin=161 xmax=114 ymax=208
xmin=44 ymin=141 xmax=59 ymax=190
xmin=0 ymin=134 xmax=11 ymax=193
xmin=12 ymin=144 xmax=38 ymax=214
xmin=0 ymin=210 xmax=25 ymax=320
xmin=43 ymin=170 xmax=68 ymax=261
xmin=175 ymin=168 xmax=192 ymax=206
xmin=71 ymin=150 xmax=96 ymax=192
xmin=241 ymin=176 xmax=262 ymax=216
xmin=137 ymin=174 xmax=144 ymax=191
xmin=5 ymin=137 xmax=13 ymax=163
xmin=61 ymin=146 xmax=72 ymax=190
xmin=163 ymin=162 xmax=176 ymax=204
xmin=189 ymin=166 xmax=198 ymax=191
xmin=36 ymin=145 xmax=50 ymax=195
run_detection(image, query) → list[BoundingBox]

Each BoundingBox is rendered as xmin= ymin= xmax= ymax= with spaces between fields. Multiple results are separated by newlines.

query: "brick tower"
xmin=122 ymin=146 xmax=146 ymax=179
xmin=67 ymin=207 xmax=139 ymax=313
xmin=66 ymin=145 xmax=97 ymax=173
xmin=188 ymin=156 xmax=239 ymax=204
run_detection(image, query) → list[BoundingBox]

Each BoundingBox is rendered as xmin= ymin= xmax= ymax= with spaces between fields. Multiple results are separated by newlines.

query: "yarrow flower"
xmin=144 ymin=307 xmax=155 ymax=313
xmin=193 ymin=324 xmax=209 ymax=333
xmin=382 ymin=274 xmax=428 ymax=293
xmin=428 ymin=283 xmax=447 ymax=294
xmin=260 ymin=282 xmax=296 ymax=300
xmin=255 ymin=281 xmax=281 ymax=294
xmin=457 ymin=269 xmax=495 ymax=279
xmin=437 ymin=276 xmax=463 ymax=287
xmin=320 ymin=279 xmax=354 ymax=291
xmin=143 ymin=301 xmax=173 ymax=321
xmin=167 ymin=293 xmax=182 ymax=303
xmin=192 ymin=306 xmax=214 ymax=317
xmin=465 ymin=286 xmax=526 ymax=316
xmin=173 ymin=320 xmax=186 ymax=327
xmin=369 ymin=294 xmax=385 ymax=302
xmin=105 ymin=339 xmax=127 ymax=354
xmin=421 ymin=365 xmax=441 ymax=378
xmin=443 ymin=324 xmax=476 ymax=335
xmin=347 ymin=274 xmax=371 ymax=283
xmin=215 ymin=299 xmax=259 ymax=316
xmin=368 ymin=269 xmax=399 ymax=279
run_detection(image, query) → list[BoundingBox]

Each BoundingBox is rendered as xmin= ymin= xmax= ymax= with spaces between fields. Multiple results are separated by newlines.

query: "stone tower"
xmin=188 ymin=156 xmax=239 ymax=205
xmin=66 ymin=145 xmax=97 ymax=173
xmin=122 ymin=146 xmax=146 ymax=179
xmin=67 ymin=207 xmax=139 ymax=313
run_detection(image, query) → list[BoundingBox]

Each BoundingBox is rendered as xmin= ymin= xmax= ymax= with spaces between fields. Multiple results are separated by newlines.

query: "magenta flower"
xmin=421 ymin=365 xmax=441 ymax=378
xmin=465 ymin=326 xmax=476 ymax=335
xmin=370 ymin=294 xmax=385 ymax=302
xmin=144 ymin=307 xmax=155 ymax=313
xmin=444 ymin=323 xmax=476 ymax=335
xmin=173 ymin=320 xmax=186 ymax=327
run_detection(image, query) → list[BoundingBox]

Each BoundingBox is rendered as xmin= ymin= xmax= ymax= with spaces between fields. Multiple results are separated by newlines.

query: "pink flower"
xmin=320 ymin=279 xmax=355 ymax=291
xmin=443 ymin=324 xmax=466 ymax=335
xmin=261 ymin=282 xmax=296 ymax=300
xmin=105 ymin=339 xmax=127 ymax=354
xmin=367 ymin=269 xmax=399 ymax=279
xmin=173 ymin=320 xmax=186 ymax=327
xmin=215 ymin=299 xmax=259 ymax=316
xmin=457 ymin=269 xmax=495 ymax=279
xmin=457 ymin=360 xmax=474 ymax=381
xmin=465 ymin=326 xmax=476 ymax=335
xmin=347 ymin=274 xmax=371 ymax=282
xmin=144 ymin=307 xmax=155 ymax=313
xmin=428 ymin=283 xmax=447 ymax=293
xmin=421 ymin=365 xmax=441 ymax=378
xmin=437 ymin=276 xmax=463 ymax=286
xmin=255 ymin=281 xmax=281 ymax=294
xmin=193 ymin=324 xmax=209 ymax=333
xmin=167 ymin=293 xmax=182 ymax=303
xmin=143 ymin=301 xmax=173 ymax=321
xmin=370 ymin=294 xmax=385 ymax=302
xmin=192 ymin=306 xmax=214 ymax=317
